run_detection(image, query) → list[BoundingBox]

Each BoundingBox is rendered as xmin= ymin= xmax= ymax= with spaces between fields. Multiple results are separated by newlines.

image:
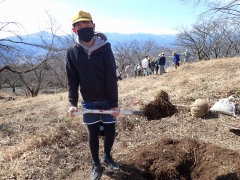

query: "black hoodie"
xmin=66 ymin=33 xmax=118 ymax=108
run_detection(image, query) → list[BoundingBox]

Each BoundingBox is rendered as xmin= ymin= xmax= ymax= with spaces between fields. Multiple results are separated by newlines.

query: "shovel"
xmin=72 ymin=108 xmax=144 ymax=116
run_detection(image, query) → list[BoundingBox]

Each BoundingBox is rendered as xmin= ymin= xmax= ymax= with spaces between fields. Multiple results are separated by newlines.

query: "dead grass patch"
xmin=0 ymin=57 xmax=240 ymax=179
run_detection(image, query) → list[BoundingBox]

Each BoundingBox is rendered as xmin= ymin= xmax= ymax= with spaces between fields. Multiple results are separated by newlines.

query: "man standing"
xmin=156 ymin=54 xmax=160 ymax=74
xmin=182 ymin=49 xmax=191 ymax=63
xmin=141 ymin=54 xmax=149 ymax=76
xmin=172 ymin=52 xmax=180 ymax=69
xmin=150 ymin=58 xmax=156 ymax=74
xmin=159 ymin=53 xmax=166 ymax=75
xmin=134 ymin=64 xmax=141 ymax=77
xmin=125 ymin=64 xmax=132 ymax=78
xmin=116 ymin=66 xmax=122 ymax=80
xmin=66 ymin=10 xmax=120 ymax=180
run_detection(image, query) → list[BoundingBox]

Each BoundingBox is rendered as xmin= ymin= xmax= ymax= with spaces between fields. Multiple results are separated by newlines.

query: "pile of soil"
xmin=116 ymin=138 xmax=240 ymax=180
xmin=142 ymin=90 xmax=178 ymax=120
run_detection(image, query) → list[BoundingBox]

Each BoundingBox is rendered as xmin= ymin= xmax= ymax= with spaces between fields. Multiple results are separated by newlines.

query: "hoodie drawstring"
xmin=84 ymin=48 xmax=90 ymax=59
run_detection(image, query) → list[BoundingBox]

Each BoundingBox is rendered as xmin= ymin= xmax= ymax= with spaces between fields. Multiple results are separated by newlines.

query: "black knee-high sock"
xmin=87 ymin=123 xmax=100 ymax=164
xmin=103 ymin=123 xmax=115 ymax=158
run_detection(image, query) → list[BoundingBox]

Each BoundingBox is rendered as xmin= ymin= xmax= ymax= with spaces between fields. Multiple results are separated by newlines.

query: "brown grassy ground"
xmin=0 ymin=57 xmax=240 ymax=179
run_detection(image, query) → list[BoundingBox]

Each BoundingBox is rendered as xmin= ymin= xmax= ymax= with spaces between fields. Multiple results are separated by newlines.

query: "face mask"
xmin=77 ymin=27 xmax=94 ymax=42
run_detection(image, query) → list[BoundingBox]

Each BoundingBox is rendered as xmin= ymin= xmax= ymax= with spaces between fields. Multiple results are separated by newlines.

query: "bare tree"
xmin=114 ymin=39 xmax=158 ymax=66
xmin=0 ymin=0 xmax=45 ymax=68
xmin=175 ymin=24 xmax=207 ymax=60
xmin=2 ymin=71 xmax=20 ymax=92
xmin=0 ymin=8 xmax=71 ymax=96
xmin=176 ymin=17 xmax=240 ymax=60
xmin=180 ymin=0 xmax=240 ymax=20
xmin=0 ymin=7 xmax=66 ymax=74
xmin=19 ymin=67 xmax=45 ymax=97
xmin=45 ymin=53 xmax=67 ymax=89
xmin=179 ymin=0 xmax=207 ymax=6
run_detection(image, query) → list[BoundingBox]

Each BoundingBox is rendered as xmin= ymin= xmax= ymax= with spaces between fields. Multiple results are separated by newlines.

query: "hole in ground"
xmin=119 ymin=138 xmax=240 ymax=180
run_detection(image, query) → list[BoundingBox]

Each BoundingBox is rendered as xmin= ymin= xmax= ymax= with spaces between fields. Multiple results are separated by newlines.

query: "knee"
xmin=103 ymin=123 xmax=115 ymax=136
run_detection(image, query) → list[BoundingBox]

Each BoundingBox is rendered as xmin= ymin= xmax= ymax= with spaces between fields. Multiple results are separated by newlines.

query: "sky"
xmin=0 ymin=0 xmax=207 ymax=38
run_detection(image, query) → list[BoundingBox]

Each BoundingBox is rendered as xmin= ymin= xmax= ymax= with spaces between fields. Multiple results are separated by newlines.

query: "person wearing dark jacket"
xmin=116 ymin=66 xmax=122 ymax=80
xmin=172 ymin=52 xmax=180 ymax=69
xmin=150 ymin=58 xmax=156 ymax=74
xmin=66 ymin=10 xmax=120 ymax=180
xmin=158 ymin=53 xmax=166 ymax=75
xmin=156 ymin=54 xmax=160 ymax=74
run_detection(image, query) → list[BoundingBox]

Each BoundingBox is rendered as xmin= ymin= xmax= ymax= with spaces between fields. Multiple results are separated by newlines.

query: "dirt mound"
xmin=142 ymin=90 xmax=178 ymax=120
xmin=117 ymin=138 xmax=240 ymax=180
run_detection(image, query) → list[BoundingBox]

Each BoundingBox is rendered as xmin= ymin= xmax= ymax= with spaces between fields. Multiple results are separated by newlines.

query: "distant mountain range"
xmin=104 ymin=32 xmax=176 ymax=47
xmin=2 ymin=31 xmax=177 ymax=58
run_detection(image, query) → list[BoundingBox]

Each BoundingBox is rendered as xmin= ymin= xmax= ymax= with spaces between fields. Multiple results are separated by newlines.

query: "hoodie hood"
xmin=76 ymin=31 xmax=108 ymax=56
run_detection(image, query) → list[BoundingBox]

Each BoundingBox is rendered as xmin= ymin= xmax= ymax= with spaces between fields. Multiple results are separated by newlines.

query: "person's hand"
xmin=110 ymin=107 xmax=120 ymax=117
xmin=68 ymin=106 xmax=78 ymax=117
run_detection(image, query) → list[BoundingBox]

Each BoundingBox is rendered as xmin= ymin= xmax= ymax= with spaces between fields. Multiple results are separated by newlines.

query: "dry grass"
xmin=0 ymin=57 xmax=240 ymax=179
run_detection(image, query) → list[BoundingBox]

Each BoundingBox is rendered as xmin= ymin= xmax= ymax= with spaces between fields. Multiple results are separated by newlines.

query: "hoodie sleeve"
xmin=104 ymin=46 xmax=118 ymax=108
xmin=66 ymin=46 xmax=80 ymax=107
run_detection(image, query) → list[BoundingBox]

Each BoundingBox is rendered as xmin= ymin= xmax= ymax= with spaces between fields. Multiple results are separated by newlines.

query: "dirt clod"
xmin=142 ymin=90 xmax=178 ymax=120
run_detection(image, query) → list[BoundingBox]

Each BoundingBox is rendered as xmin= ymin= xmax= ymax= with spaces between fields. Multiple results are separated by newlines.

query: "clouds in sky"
xmin=0 ymin=0 xmax=204 ymax=38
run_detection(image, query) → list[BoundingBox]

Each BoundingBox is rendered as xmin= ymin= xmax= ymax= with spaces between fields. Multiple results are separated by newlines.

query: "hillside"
xmin=0 ymin=58 xmax=240 ymax=179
